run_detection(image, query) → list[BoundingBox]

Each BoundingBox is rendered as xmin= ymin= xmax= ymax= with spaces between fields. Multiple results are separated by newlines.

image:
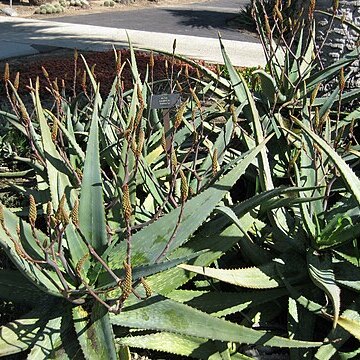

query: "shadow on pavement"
xmin=164 ymin=8 xmax=239 ymax=31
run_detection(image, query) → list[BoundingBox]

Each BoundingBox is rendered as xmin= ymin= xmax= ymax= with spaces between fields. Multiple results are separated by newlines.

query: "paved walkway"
xmin=0 ymin=0 xmax=265 ymax=67
xmin=55 ymin=0 xmax=256 ymax=42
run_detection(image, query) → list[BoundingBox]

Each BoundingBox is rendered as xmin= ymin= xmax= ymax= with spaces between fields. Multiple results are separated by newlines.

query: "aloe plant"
xmin=173 ymin=6 xmax=360 ymax=357
xmin=0 ymin=40 xmax=329 ymax=359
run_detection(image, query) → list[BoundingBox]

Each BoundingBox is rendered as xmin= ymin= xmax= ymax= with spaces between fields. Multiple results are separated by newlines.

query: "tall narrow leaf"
xmin=79 ymin=89 xmax=107 ymax=252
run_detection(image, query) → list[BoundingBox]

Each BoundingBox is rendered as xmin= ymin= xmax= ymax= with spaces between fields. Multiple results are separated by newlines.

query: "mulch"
xmin=0 ymin=48 xmax=212 ymax=101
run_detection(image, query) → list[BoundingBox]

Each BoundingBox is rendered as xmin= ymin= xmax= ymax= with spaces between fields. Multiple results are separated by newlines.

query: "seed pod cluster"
xmin=308 ymin=0 xmax=316 ymax=19
xmin=14 ymin=72 xmax=20 ymax=90
xmin=42 ymin=66 xmax=49 ymax=80
xmin=19 ymin=103 xmax=30 ymax=125
xmin=76 ymin=253 xmax=90 ymax=275
xmin=51 ymin=120 xmax=58 ymax=142
xmin=174 ymin=101 xmax=187 ymax=129
xmin=74 ymin=48 xmax=78 ymax=62
xmin=3 ymin=63 xmax=10 ymax=83
xmin=140 ymin=277 xmax=152 ymax=298
xmin=29 ymin=195 xmax=37 ymax=225
xmin=149 ymin=51 xmax=154 ymax=68
xmin=81 ymin=71 xmax=87 ymax=92
xmin=190 ymin=88 xmax=201 ymax=109
xmin=212 ymin=148 xmax=218 ymax=176
xmin=339 ymin=68 xmax=345 ymax=92
xmin=116 ymin=50 xmax=122 ymax=75
xmin=136 ymin=129 xmax=145 ymax=157
xmin=314 ymin=107 xmax=320 ymax=128
xmin=76 ymin=168 xmax=83 ymax=182
xmin=179 ymin=169 xmax=188 ymax=202
xmin=56 ymin=194 xmax=69 ymax=225
xmin=273 ymin=3 xmax=283 ymax=22
xmin=122 ymin=184 xmax=132 ymax=222
xmin=171 ymin=148 xmax=178 ymax=170
xmin=310 ymin=83 xmax=321 ymax=105
xmin=121 ymin=261 xmax=133 ymax=298
xmin=264 ymin=14 xmax=272 ymax=38
xmin=161 ymin=131 xmax=167 ymax=151
xmin=46 ymin=202 xmax=53 ymax=217
xmin=71 ymin=199 xmax=79 ymax=227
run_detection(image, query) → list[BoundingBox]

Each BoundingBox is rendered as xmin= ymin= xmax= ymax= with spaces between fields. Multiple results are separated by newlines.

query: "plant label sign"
xmin=150 ymin=93 xmax=181 ymax=109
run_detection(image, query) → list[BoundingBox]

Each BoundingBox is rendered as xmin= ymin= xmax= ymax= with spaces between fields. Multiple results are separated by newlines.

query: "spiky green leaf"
xmin=79 ymin=88 xmax=107 ymax=253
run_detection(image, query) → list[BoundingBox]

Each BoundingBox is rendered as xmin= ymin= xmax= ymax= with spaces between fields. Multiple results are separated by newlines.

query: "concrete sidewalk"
xmin=0 ymin=17 xmax=265 ymax=67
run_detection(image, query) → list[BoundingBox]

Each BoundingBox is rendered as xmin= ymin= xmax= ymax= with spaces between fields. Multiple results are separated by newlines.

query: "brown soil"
xmin=0 ymin=46 xmax=211 ymax=107
xmin=0 ymin=0 xmax=207 ymax=19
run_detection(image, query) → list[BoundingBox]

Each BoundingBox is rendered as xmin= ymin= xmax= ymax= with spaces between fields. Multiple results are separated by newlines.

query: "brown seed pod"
xmin=76 ymin=253 xmax=90 ymax=275
xmin=51 ymin=120 xmax=58 ymax=142
xmin=3 ymin=63 xmax=10 ymax=83
xmin=53 ymin=78 xmax=59 ymax=93
xmin=121 ymin=260 xmax=133 ymax=297
xmin=135 ymin=104 xmax=144 ymax=129
xmin=75 ymin=168 xmax=83 ymax=183
xmin=46 ymin=201 xmax=53 ymax=217
xmin=184 ymin=64 xmax=189 ymax=79
xmin=339 ymin=68 xmax=345 ymax=92
xmin=333 ymin=0 xmax=339 ymax=12
xmin=137 ymin=84 xmax=144 ymax=106
xmin=74 ymin=48 xmax=78 ymax=62
xmin=161 ymin=131 xmax=167 ymax=152
xmin=61 ymin=208 xmax=70 ymax=225
xmin=122 ymin=184 xmax=132 ymax=222
xmin=310 ymin=83 xmax=321 ymax=105
xmin=171 ymin=148 xmax=178 ymax=170
xmin=190 ymin=88 xmax=201 ymax=109
xmin=71 ymin=199 xmax=79 ymax=227
xmin=126 ymin=117 xmax=135 ymax=137
xmin=149 ymin=51 xmax=154 ymax=68
xmin=136 ymin=129 xmax=145 ymax=157
xmin=179 ymin=169 xmax=188 ymax=202
xmin=174 ymin=101 xmax=187 ymax=129
xmin=308 ymin=0 xmax=316 ymax=19
xmin=116 ymin=49 xmax=122 ymax=74
xmin=314 ymin=107 xmax=320 ymax=128
xmin=29 ymin=195 xmax=37 ymax=225
xmin=55 ymin=194 xmax=69 ymax=225
xmin=18 ymin=104 xmax=30 ymax=125
xmin=56 ymin=194 xmax=66 ymax=217
xmin=14 ymin=72 xmax=20 ymax=90
xmin=140 ymin=277 xmax=152 ymax=298
xmin=273 ymin=4 xmax=283 ymax=22
xmin=264 ymin=14 xmax=272 ymax=38
xmin=212 ymin=148 xmax=218 ymax=177
xmin=81 ymin=70 xmax=87 ymax=91
xmin=42 ymin=66 xmax=49 ymax=79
